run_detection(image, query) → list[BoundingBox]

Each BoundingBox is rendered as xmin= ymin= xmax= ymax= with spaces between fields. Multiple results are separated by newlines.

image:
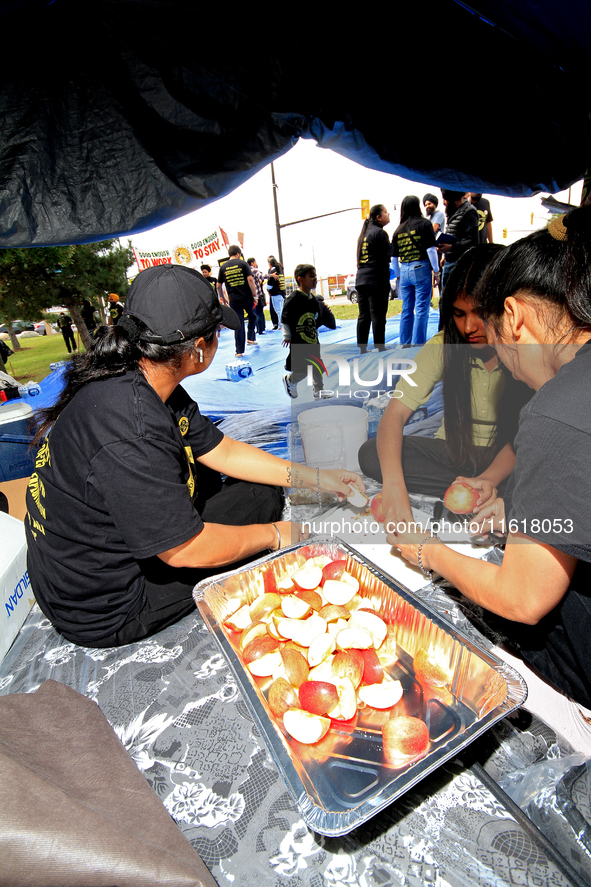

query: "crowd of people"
xmin=354 ymin=189 xmax=493 ymax=350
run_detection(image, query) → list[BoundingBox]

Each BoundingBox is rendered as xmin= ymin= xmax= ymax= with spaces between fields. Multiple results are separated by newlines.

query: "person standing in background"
xmin=266 ymin=256 xmax=286 ymax=329
xmin=248 ymin=258 xmax=267 ymax=335
xmin=217 ymin=246 xmax=258 ymax=356
xmin=439 ymin=191 xmax=479 ymax=288
xmin=423 ymin=193 xmax=446 ymax=235
xmin=107 ymin=293 xmax=124 ymax=325
xmin=57 ymin=313 xmax=77 ymax=353
xmin=390 ymin=196 xmax=440 ymax=346
xmin=469 ymin=193 xmax=494 ymax=243
xmin=354 ymin=203 xmax=391 ymax=353
xmin=200 ymin=264 xmax=218 ymax=292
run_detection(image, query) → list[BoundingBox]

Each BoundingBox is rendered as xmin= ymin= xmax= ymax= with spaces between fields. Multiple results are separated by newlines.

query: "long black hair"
xmin=267 ymin=255 xmax=284 ymax=274
xmin=474 ymin=206 xmax=591 ymax=338
xmin=356 ymin=204 xmax=386 ymax=265
xmin=439 ymin=244 xmax=529 ymax=471
xmin=392 ymin=195 xmax=423 ymax=239
xmin=32 ymin=320 xmax=211 ymax=445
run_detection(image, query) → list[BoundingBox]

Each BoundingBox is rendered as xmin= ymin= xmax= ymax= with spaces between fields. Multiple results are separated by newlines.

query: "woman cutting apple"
xmin=358 ymin=244 xmax=531 ymax=531
xmin=25 ymin=266 xmax=364 ymax=648
xmin=392 ymin=209 xmax=591 ymax=709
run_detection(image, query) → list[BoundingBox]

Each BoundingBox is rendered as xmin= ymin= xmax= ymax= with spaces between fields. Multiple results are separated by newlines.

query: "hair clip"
xmin=548 ymin=214 xmax=568 ymax=241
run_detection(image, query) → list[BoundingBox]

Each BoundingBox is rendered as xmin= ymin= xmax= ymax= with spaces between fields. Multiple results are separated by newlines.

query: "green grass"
xmin=2 ymin=332 xmax=85 ymax=385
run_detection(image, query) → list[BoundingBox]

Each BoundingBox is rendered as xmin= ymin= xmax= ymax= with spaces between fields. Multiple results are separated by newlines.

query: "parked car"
xmin=0 ymin=320 xmax=35 ymax=334
xmin=345 ymin=274 xmax=358 ymax=303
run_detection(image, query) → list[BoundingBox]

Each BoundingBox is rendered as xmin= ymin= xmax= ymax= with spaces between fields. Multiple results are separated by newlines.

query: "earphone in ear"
xmin=196 ymin=348 xmax=204 ymax=363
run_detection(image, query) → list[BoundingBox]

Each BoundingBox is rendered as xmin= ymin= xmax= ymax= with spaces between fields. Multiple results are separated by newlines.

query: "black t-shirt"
xmin=267 ymin=265 xmax=286 ymax=296
xmin=391 ymin=217 xmax=436 ymax=263
xmin=502 ymin=342 xmax=591 ymax=706
xmin=109 ymin=302 xmax=124 ymax=324
xmin=355 ymin=222 xmax=390 ymax=287
xmin=218 ymin=258 xmax=253 ymax=301
xmin=25 ymin=372 xmax=223 ymax=643
xmin=474 ymin=197 xmax=493 ymax=243
xmin=281 ymin=291 xmax=336 ymax=346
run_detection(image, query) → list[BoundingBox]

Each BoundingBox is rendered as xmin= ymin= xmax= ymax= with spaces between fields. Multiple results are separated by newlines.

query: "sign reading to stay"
xmin=132 ymin=227 xmax=229 ymax=270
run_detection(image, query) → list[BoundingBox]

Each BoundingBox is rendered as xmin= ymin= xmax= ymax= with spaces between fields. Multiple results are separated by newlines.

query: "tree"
xmin=0 ymin=240 xmax=135 ymax=351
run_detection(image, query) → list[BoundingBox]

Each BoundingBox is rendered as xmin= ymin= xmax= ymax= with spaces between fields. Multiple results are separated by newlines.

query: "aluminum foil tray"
xmin=193 ymin=540 xmax=527 ymax=836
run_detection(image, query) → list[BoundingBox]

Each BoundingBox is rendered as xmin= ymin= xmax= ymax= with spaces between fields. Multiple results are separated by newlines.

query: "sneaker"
xmin=314 ymin=389 xmax=334 ymax=399
xmin=283 ymin=373 xmax=297 ymax=398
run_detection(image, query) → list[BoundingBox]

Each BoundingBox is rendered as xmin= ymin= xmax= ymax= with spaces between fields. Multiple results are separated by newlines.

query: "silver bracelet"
xmin=417 ymin=533 xmax=436 ymax=578
xmin=271 ymin=522 xmax=281 ymax=551
xmin=316 ymin=467 xmax=322 ymax=508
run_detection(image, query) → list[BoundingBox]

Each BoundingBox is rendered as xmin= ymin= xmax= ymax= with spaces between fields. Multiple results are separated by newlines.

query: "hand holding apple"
xmin=443 ymin=481 xmax=480 ymax=515
xmin=454 ymin=475 xmax=497 ymax=512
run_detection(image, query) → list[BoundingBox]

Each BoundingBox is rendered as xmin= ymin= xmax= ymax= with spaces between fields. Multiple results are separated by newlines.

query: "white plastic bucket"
xmin=298 ymin=406 xmax=368 ymax=472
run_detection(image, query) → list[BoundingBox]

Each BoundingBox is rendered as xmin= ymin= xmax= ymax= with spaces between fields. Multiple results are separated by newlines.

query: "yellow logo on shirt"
xmin=178 ymin=416 xmax=189 ymax=436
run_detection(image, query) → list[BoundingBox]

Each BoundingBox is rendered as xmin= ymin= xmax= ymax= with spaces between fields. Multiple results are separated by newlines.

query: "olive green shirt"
xmin=395 ymin=330 xmax=507 ymax=447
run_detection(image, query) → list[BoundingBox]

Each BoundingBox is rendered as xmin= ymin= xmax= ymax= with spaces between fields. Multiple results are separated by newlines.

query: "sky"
xmin=127 ymin=138 xmax=582 ymax=287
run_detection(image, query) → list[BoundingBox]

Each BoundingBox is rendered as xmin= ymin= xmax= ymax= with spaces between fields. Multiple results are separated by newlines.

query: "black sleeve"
xmin=316 ymin=297 xmax=336 ymax=329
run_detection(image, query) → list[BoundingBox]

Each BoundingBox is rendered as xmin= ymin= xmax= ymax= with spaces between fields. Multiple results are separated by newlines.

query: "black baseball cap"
xmin=124 ymin=265 xmax=239 ymax=344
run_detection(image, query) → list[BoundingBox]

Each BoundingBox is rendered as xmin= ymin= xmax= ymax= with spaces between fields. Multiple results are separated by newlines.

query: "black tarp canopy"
xmin=0 ymin=0 xmax=589 ymax=247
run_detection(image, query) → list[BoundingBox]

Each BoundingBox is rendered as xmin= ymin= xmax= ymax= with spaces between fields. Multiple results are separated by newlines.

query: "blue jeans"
xmin=399 ymin=260 xmax=433 ymax=345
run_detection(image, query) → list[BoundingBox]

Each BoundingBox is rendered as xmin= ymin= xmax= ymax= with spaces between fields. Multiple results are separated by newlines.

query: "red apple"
xmin=332 ymin=649 xmax=364 ymax=689
xmin=283 ymin=709 xmax=331 ymax=744
xmin=294 ymin=589 xmax=323 ymax=611
xmin=382 ymin=716 xmax=430 ymax=760
xmin=370 ymin=493 xmax=385 ymax=523
xmin=263 ymin=570 xmax=278 ymax=595
xmin=268 ymin=677 xmax=301 ymax=719
xmin=321 ymin=559 xmax=348 ymax=584
xmin=279 ymin=647 xmax=309 ymax=687
xmin=299 ymin=680 xmax=339 ymax=716
xmin=361 ymin=648 xmax=384 ymax=685
xmin=443 ymin=481 xmax=479 ymax=515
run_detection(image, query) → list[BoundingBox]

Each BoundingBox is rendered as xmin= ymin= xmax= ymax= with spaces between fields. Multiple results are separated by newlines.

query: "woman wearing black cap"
xmin=25 ymin=266 xmax=365 ymax=648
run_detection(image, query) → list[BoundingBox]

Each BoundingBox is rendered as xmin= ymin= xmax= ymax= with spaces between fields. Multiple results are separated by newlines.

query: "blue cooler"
xmin=0 ymin=401 xmax=37 ymax=482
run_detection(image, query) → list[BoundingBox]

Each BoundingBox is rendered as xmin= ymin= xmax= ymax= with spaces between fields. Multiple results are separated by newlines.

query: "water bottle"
xmin=225 ymin=361 xmax=253 ymax=382
xmin=49 ymin=360 xmax=68 ymax=371
xmin=18 ymin=382 xmax=41 ymax=398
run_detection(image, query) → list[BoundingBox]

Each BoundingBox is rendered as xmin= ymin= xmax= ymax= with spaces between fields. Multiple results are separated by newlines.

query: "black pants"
xmin=61 ymin=327 xmax=76 ymax=353
xmin=230 ymin=296 xmax=257 ymax=353
xmin=358 ymin=435 xmax=506 ymax=499
xmin=95 ymin=471 xmax=284 ymax=647
xmin=356 ymin=283 xmax=389 ymax=348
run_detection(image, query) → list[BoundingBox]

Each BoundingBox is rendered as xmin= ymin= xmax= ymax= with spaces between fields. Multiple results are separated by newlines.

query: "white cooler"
xmin=0 ymin=512 xmax=33 ymax=662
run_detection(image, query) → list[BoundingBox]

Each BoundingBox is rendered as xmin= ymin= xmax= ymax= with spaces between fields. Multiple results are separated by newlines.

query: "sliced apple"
xmin=268 ymin=677 xmax=301 ymax=719
xmin=345 ymin=594 xmax=375 ymax=612
xmin=225 ymin=603 xmax=252 ymax=633
xmin=358 ymin=676 xmax=403 ymax=709
xmin=299 ymin=680 xmax=339 ymax=716
xmin=321 ymin=559 xmax=348 ymax=584
xmin=377 ymin=624 xmax=398 ymax=662
xmin=292 ymin=563 xmax=323 ymax=591
xmin=325 ymin=675 xmax=357 ymax=721
xmin=250 ymin=593 xmax=282 ymax=622
xmin=290 ymin=614 xmax=328 ymax=648
xmin=247 ymin=649 xmax=283 ymax=677
xmin=283 ymin=709 xmax=331 ymax=744
xmin=335 ymin=626 xmax=373 ymax=650
xmin=307 ymin=632 xmax=336 ymax=668
xmin=349 ymin=610 xmax=388 ymax=648
xmin=239 ymin=620 xmax=269 ymax=652
xmin=310 ymin=555 xmax=332 ymax=569
xmin=348 ymin=486 xmax=369 ymax=510
xmin=319 ymin=604 xmax=351 ymax=623
xmin=276 ymin=573 xmax=295 ymax=593
xmin=323 ymin=579 xmax=359 ymax=606
xmin=382 ymin=716 xmax=430 ymax=761
xmin=328 ymin=617 xmax=349 ymax=639
xmin=308 ymin=656 xmax=335 ymax=682
xmin=242 ymin=635 xmax=280 ymax=664
xmin=280 ymin=647 xmax=309 ymax=688
xmin=332 ymin=649 xmax=364 ymax=689
xmin=360 ymin=647 xmax=384 ymax=684
xmin=281 ymin=594 xmax=312 ymax=620
xmin=294 ymin=589 xmax=323 ymax=611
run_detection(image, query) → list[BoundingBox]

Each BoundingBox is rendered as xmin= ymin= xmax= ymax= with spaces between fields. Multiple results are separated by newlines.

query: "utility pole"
xmin=270 ymin=163 xmax=283 ymax=266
